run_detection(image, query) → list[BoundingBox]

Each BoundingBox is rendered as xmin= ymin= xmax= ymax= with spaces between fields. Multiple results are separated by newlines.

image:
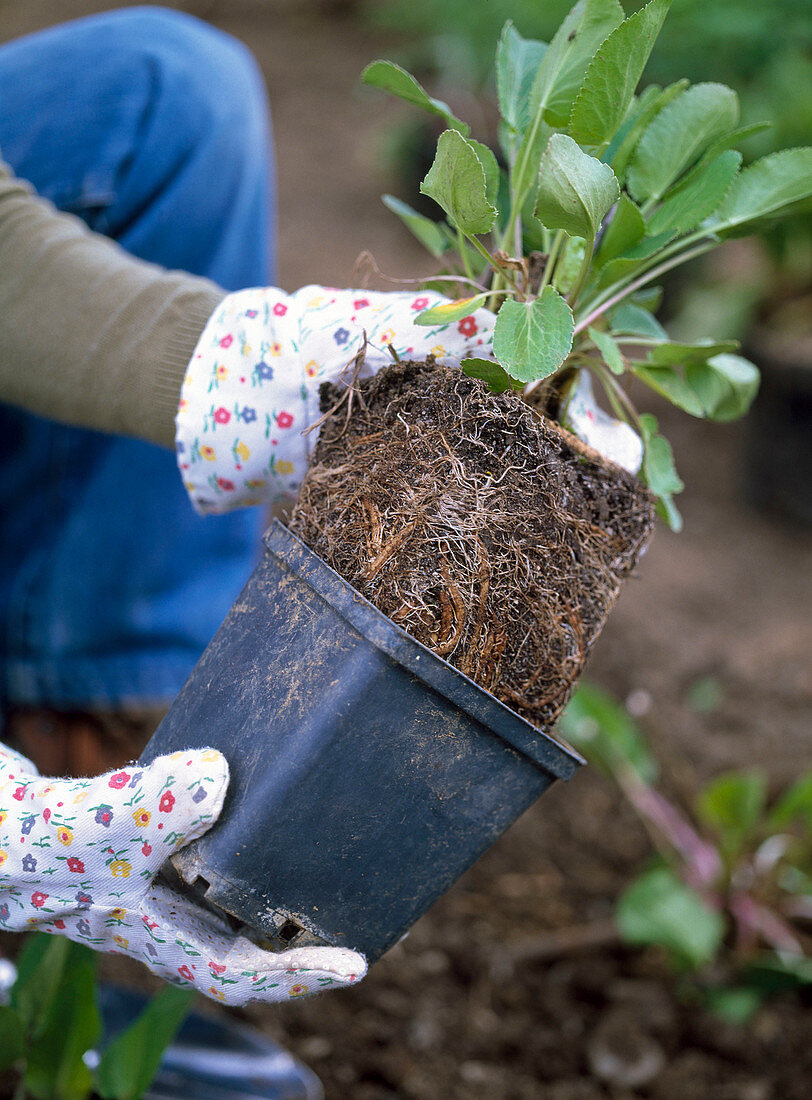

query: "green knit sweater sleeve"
xmin=0 ymin=156 xmax=226 ymax=449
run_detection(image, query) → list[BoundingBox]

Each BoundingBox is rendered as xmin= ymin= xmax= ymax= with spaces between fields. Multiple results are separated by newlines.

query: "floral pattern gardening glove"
xmin=176 ymin=286 xmax=642 ymax=514
xmin=0 ymin=742 xmax=365 ymax=1005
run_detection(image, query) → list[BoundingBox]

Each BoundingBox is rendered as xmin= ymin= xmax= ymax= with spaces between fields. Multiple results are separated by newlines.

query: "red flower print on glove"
xmin=159 ymin=790 xmax=176 ymax=813
xmin=458 ymin=316 xmax=478 ymax=336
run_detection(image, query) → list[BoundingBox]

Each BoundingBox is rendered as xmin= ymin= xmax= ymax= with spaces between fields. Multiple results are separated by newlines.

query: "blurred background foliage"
xmin=363 ymin=0 xmax=812 ymax=154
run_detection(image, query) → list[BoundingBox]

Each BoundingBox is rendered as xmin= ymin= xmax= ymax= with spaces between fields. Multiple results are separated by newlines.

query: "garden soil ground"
xmin=2 ymin=3 xmax=810 ymax=1098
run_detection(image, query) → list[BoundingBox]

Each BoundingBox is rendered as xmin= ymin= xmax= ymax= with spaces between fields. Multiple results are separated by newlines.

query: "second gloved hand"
xmin=0 ymin=743 xmax=365 ymax=1005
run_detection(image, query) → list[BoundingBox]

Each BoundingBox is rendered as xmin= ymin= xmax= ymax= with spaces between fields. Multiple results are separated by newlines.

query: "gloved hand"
xmin=176 ymin=286 xmax=497 ymax=513
xmin=0 ymin=742 xmax=365 ymax=1005
xmin=176 ymin=285 xmax=642 ymax=514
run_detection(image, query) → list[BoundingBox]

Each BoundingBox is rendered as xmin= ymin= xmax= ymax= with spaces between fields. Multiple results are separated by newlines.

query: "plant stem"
xmin=578 ymin=227 xmax=714 ymax=317
xmin=573 ymin=241 xmax=716 ymax=336
xmin=456 ymin=226 xmax=475 ymax=282
xmin=567 ymin=235 xmax=595 ymax=306
xmin=465 ymin=233 xmax=523 ymax=294
xmin=592 ymin=361 xmax=641 ymax=430
xmin=538 ymin=230 xmax=566 ymax=294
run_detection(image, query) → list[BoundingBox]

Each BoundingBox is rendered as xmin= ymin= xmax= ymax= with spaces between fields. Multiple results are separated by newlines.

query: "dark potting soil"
xmin=290 ymin=358 xmax=656 ymax=727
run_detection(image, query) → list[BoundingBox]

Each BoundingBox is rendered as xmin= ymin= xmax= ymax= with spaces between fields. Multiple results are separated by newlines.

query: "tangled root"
xmin=290 ymin=359 xmax=655 ymax=730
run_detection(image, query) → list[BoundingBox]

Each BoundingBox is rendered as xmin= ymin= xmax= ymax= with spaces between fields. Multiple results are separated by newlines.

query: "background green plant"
xmin=559 ymin=683 xmax=812 ymax=1022
xmin=0 ymin=935 xmax=191 ymax=1100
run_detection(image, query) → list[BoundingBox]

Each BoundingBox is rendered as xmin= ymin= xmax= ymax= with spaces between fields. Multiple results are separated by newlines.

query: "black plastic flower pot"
xmin=140 ymin=521 xmax=583 ymax=963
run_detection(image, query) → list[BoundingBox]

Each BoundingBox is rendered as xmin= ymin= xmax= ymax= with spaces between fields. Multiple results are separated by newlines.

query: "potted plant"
xmin=142 ymin=0 xmax=812 ymax=964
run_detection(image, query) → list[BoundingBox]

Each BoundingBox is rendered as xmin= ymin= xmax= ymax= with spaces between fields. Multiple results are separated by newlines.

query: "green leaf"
xmin=639 ymin=412 xmax=684 ymax=498
xmin=617 ymin=866 xmax=725 ymax=969
xmin=628 ymin=83 xmax=741 ymax=203
xmin=673 ymin=121 xmax=772 ymax=194
xmin=656 ymin=493 xmax=683 ymax=532
xmin=589 ymin=326 xmax=625 ymax=374
xmin=361 ymin=60 xmax=469 ymax=134
xmin=492 ymin=287 xmax=574 ymax=383
xmin=608 ymin=302 xmax=667 ymax=340
xmin=743 ymin=953 xmax=812 ymax=993
xmin=511 ymin=119 xmax=553 ymax=216
xmin=605 ymin=80 xmax=688 ymax=184
xmin=511 ymin=0 xmax=622 ymax=205
xmin=24 ymin=941 xmax=100 ymax=1100
xmin=420 ymin=130 xmax=497 ymax=236
xmin=596 ymin=230 xmax=675 ymax=288
xmin=637 ymin=361 xmax=706 ymax=418
xmin=696 ymin=771 xmax=767 ymax=857
xmin=559 ymin=681 xmax=658 ymax=783
xmin=629 ymin=286 xmax=663 ymax=313
xmin=535 ymin=133 xmax=620 ymax=241
xmin=648 ymin=150 xmax=742 ymax=236
xmin=529 ymin=0 xmax=625 ymax=131
xmin=767 ymin=772 xmax=812 ymax=833
xmin=555 ymin=236 xmax=587 ymax=296
xmin=496 ymin=22 xmax=547 ymax=135
xmin=703 ymin=986 xmax=764 ymax=1025
xmin=684 ymin=354 xmax=760 ymax=421
xmin=569 ymin=0 xmax=673 ymax=146
xmin=712 ymin=148 xmax=812 ymax=237
xmin=11 ymin=933 xmax=70 ymax=1038
xmin=595 ymin=193 xmax=645 ymax=266
xmin=469 ymin=139 xmax=501 ymax=209
xmin=646 ymin=340 xmax=740 ymax=367
xmin=0 ymin=1006 xmax=24 ymax=1073
xmin=461 ymin=357 xmax=515 ymax=394
xmin=381 ymin=195 xmax=451 ymax=258
xmin=95 ymin=986 xmax=193 ymax=1100
xmin=632 ymin=347 xmax=757 ymax=422
xmin=415 ymin=294 xmax=493 ymax=325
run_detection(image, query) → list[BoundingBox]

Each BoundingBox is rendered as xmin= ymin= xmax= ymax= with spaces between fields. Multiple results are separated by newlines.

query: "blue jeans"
xmin=0 ymin=7 xmax=274 ymax=708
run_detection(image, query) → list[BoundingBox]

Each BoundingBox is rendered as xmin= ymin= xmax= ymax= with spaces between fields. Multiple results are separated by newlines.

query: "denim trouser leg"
xmin=0 ymin=7 xmax=275 ymax=707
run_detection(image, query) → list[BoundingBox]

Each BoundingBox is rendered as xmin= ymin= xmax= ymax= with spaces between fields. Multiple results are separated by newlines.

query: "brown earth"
xmin=291 ymin=358 xmax=655 ymax=726
xmin=1 ymin=3 xmax=810 ymax=1098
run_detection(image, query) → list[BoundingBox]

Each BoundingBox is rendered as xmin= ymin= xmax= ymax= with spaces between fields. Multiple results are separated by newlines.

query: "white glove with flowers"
xmin=0 ymin=742 xmax=365 ymax=1005
xmin=176 ymin=286 xmax=642 ymax=514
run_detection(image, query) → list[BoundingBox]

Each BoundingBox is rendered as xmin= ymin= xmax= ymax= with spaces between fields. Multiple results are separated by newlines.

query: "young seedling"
xmin=362 ymin=0 xmax=812 ymax=529
xmin=561 ymin=683 xmax=812 ymax=1021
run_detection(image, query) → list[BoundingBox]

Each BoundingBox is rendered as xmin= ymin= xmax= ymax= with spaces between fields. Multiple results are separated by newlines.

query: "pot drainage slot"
xmin=277 ymin=918 xmax=303 ymax=944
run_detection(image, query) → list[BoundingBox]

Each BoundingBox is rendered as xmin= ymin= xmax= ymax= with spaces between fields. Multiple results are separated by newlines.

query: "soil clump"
xmin=290 ymin=358 xmax=656 ymax=726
